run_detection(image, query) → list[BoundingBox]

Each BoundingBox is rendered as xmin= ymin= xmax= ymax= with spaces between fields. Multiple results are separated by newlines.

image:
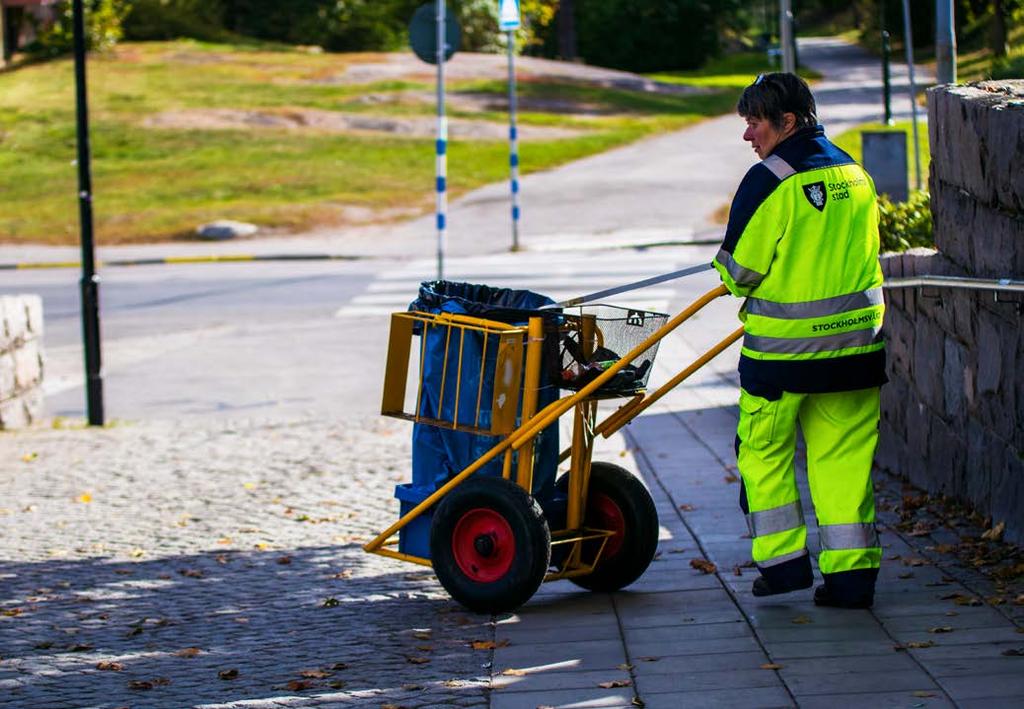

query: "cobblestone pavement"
xmin=0 ymin=416 xmax=493 ymax=708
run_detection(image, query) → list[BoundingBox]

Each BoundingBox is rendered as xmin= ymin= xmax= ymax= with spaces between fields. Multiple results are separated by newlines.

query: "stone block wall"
xmin=877 ymin=81 xmax=1024 ymax=544
xmin=0 ymin=295 xmax=45 ymax=429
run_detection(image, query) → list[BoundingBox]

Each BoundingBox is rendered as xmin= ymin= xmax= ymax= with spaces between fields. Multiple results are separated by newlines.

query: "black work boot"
xmin=751 ymin=553 xmax=814 ymax=597
xmin=814 ymin=568 xmax=878 ymax=608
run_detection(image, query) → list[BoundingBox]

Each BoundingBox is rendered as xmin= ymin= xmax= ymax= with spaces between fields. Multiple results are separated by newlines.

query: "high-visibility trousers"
xmin=737 ymin=386 xmax=882 ymax=599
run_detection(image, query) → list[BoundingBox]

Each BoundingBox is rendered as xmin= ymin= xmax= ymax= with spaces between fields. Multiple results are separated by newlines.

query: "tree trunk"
xmin=557 ymin=0 xmax=577 ymax=60
xmin=990 ymin=0 xmax=1008 ymax=58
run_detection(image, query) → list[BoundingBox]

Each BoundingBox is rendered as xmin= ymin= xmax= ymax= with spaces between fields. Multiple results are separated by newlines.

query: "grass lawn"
xmin=833 ymin=121 xmax=932 ymax=194
xmin=0 ymin=41 xmax=778 ymax=246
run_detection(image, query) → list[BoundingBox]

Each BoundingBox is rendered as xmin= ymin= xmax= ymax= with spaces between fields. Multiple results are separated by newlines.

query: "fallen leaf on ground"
xmin=322 ymin=598 xmax=340 ymax=608
xmin=908 ymin=522 xmax=933 ymax=536
xmin=76 ymin=493 xmax=92 ymax=504
xmin=902 ymin=557 xmax=929 ymax=567
xmin=128 ymin=680 xmax=153 ymax=690
xmin=690 ymin=558 xmax=717 ymax=574
xmin=406 ymin=656 xmax=430 ymax=664
xmin=401 ymin=683 xmax=423 ymax=691
xmin=928 ymin=627 xmax=954 ymax=634
xmin=179 ymin=569 xmax=204 ymax=579
xmin=0 ymin=609 xmax=22 ymax=617
xmin=981 ymin=521 xmax=1006 ymax=541
xmin=96 ymin=661 xmax=124 ymax=671
xmin=898 ymin=572 xmax=914 ymax=579
xmin=22 ymin=452 xmax=38 ymax=463
xmin=286 ymin=680 xmax=313 ymax=691
xmin=895 ymin=641 xmax=935 ymax=650
xmin=598 ymin=679 xmax=632 ymax=688
xmin=617 ymin=663 xmax=634 ymax=671
xmin=723 ymin=474 xmax=739 ymax=484
xmin=679 ymin=504 xmax=696 ymax=512
xmin=470 ymin=639 xmax=509 ymax=650
xmin=632 ymin=699 xmax=646 ymax=708
xmin=174 ymin=647 xmax=202 ymax=658
xmin=912 ymin=691 xmax=936 ymax=698
xmin=298 ymin=669 xmax=329 ymax=678
xmin=218 ymin=669 xmax=239 ymax=680
xmin=329 ymin=679 xmax=347 ymax=688
xmin=69 ymin=644 xmax=94 ymax=652
xmin=987 ymin=596 xmax=1007 ymax=606
xmin=791 ymin=616 xmax=812 ymax=625
xmin=331 ymin=662 xmax=348 ymax=670
xmin=412 ymin=631 xmax=432 ymax=640
xmin=733 ymin=566 xmax=743 ymax=576
xmin=276 ymin=556 xmax=292 ymax=565
xmin=1000 ymin=648 xmax=1024 ymax=656
xmin=760 ymin=663 xmax=784 ymax=670
xmin=636 ymin=656 xmax=660 ymax=662
xmin=501 ymin=668 xmax=527 ymax=676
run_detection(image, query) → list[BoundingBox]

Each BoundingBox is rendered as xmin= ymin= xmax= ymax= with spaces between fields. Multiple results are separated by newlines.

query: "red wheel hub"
xmin=451 ymin=508 xmax=515 ymax=583
xmin=589 ymin=492 xmax=626 ymax=559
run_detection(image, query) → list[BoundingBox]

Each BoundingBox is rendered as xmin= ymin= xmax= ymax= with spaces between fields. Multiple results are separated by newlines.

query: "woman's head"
xmin=737 ymin=72 xmax=817 ymax=158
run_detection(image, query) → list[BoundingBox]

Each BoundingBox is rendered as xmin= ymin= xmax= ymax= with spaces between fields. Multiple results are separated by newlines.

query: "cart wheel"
xmin=556 ymin=462 xmax=659 ymax=592
xmin=430 ymin=477 xmax=551 ymax=614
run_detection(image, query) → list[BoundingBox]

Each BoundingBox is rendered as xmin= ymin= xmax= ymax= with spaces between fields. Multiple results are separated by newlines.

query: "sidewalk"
xmin=1 ymin=311 xmax=1021 ymax=708
xmin=490 ymin=319 xmax=1024 ymax=709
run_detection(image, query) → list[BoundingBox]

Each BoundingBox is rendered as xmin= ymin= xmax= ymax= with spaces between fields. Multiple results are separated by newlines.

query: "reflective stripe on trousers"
xmin=819 ymin=522 xmax=879 ymax=551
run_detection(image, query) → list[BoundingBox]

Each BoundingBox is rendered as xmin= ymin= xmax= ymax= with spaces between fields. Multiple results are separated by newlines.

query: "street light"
xmin=72 ymin=0 xmax=105 ymax=425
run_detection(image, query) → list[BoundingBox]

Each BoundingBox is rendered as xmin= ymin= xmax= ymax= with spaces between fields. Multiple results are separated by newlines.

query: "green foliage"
xmin=124 ymin=0 xmax=233 ymax=42
xmin=878 ymin=190 xmax=933 ymax=253
xmin=989 ymin=51 xmax=1024 ymax=78
xmin=27 ymin=0 xmax=132 ymax=57
xmin=575 ymin=0 xmax=721 ymax=72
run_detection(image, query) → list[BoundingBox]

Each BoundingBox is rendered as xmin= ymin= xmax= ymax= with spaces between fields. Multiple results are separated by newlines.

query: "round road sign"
xmin=409 ymin=2 xmax=461 ymax=65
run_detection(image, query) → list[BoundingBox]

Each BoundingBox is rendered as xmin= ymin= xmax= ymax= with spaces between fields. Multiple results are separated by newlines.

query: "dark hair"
xmin=737 ymin=72 xmax=817 ymax=130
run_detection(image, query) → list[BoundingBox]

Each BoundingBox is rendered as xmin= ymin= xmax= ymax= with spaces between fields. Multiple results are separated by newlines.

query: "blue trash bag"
xmin=408 ymin=280 xmax=561 ymax=500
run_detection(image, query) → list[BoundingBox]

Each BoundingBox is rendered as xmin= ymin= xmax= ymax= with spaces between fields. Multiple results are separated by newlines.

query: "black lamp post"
xmin=72 ymin=0 xmax=104 ymax=426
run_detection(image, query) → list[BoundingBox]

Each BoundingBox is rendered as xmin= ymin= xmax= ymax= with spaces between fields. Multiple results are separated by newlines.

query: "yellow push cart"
xmin=364 ymin=282 xmax=742 ymax=613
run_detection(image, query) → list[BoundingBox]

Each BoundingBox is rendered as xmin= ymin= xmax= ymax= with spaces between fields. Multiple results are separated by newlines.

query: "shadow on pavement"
xmin=0 ymin=545 xmax=492 ymax=708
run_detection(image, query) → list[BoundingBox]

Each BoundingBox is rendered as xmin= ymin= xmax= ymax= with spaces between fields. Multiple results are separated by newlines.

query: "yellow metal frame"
xmin=365 ymin=285 xmax=742 ymax=579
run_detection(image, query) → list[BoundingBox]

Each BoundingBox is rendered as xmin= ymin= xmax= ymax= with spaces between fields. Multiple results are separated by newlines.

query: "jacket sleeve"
xmin=713 ymin=163 xmax=787 ymax=297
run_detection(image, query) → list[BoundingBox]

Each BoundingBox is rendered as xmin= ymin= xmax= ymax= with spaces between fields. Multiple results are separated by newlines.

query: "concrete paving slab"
xmin=628 ymin=651 xmax=769 ymax=676
xmin=618 ymin=608 xmax=745 ymax=630
xmin=622 ymin=620 xmax=751 ymax=644
xmin=905 ymin=641 xmax=1024 ymax=660
xmin=957 ymin=699 xmax=1024 ymax=709
xmin=794 ymin=690 xmax=955 ymax=709
xmin=626 ymin=635 xmax=763 ymax=659
xmin=746 ymin=606 xmax=875 ymax=629
xmin=937 ymin=672 xmax=1024 ymax=701
xmin=491 ymin=639 xmax=626 ymax=673
xmin=490 ymin=687 xmax=635 ymax=709
xmin=772 ymin=652 xmax=920 ymax=676
xmin=923 ymin=656 xmax=1024 ymax=678
xmin=491 ymin=667 xmax=632 ymax=692
xmin=754 ymin=623 xmax=891 ymax=644
xmin=890 ymin=627 xmax=1024 ymax=646
xmin=782 ymin=668 xmax=940 ymax=696
xmin=639 ymin=667 xmax=780 ymax=694
xmin=497 ymin=621 xmax=623 ymax=646
xmin=640 ymin=685 xmax=793 ymax=709
xmin=767 ymin=639 xmax=900 ymax=659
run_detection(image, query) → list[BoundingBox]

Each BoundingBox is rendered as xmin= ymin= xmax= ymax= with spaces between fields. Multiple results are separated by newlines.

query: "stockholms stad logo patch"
xmin=802 ymin=181 xmax=827 ymax=211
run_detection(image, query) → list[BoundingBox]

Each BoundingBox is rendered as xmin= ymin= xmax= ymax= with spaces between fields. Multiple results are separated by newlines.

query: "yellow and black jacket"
xmin=714 ymin=125 xmax=886 ymax=394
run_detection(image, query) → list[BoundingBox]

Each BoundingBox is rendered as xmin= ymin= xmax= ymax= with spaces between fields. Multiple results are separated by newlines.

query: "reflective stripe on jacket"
xmin=714 ymin=125 xmax=886 ymax=391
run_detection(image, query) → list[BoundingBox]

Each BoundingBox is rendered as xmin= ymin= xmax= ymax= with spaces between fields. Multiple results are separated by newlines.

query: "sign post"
xmin=900 ymin=0 xmax=922 ymax=191
xmin=499 ymin=0 xmax=521 ymax=252
xmin=409 ymin=3 xmax=460 ymax=279
xmin=72 ymin=0 xmax=104 ymax=425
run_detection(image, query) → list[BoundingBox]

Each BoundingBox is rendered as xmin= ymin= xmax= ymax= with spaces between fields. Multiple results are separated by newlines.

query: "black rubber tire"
xmin=430 ymin=476 xmax=551 ymax=614
xmin=556 ymin=462 xmax=659 ymax=592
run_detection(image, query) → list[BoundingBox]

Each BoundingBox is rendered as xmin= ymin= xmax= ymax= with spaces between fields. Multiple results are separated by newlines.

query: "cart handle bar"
xmin=509 ymin=283 xmax=730 ymax=451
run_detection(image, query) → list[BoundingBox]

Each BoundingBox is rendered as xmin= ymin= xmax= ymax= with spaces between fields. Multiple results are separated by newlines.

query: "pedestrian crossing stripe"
xmin=334 ymin=251 xmax=709 ymax=318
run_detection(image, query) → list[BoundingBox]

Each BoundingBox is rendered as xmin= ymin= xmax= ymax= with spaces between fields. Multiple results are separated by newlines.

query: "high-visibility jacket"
xmin=714 ymin=125 xmax=886 ymax=394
